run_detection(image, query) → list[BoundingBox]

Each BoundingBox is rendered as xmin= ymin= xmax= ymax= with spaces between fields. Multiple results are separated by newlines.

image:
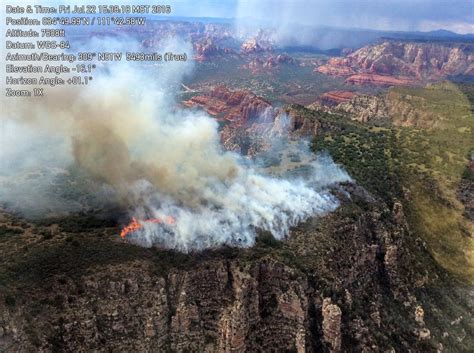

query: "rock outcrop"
xmin=315 ymin=40 xmax=474 ymax=85
xmin=240 ymin=38 xmax=272 ymax=54
xmin=193 ymin=38 xmax=237 ymax=62
xmin=309 ymin=87 xmax=445 ymax=127
xmin=246 ymin=54 xmax=298 ymax=73
xmin=184 ymin=86 xmax=274 ymax=125
xmin=347 ymin=41 xmax=473 ymax=79
xmin=193 ymin=38 xmax=220 ymax=62
xmin=184 ymin=86 xmax=276 ymax=156
xmin=319 ymin=91 xmax=357 ymax=106
xmin=285 ymin=111 xmax=321 ymax=135
xmin=335 ymin=94 xmax=390 ymax=123
xmin=322 ymin=298 xmax=342 ymax=352
xmin=315 ymin=57 xmax=355 ymax=76
xmin=345 ymin=73 xmax=414 ymax=87
xmin=264 ymin=54 xmax=297 ymax=67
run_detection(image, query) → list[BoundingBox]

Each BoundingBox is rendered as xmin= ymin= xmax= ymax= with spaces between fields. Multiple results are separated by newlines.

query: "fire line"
xmin=120 ymin=216 xmax=176 ymax=238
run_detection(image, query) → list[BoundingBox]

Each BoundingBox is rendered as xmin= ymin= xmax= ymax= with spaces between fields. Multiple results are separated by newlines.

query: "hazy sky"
xmin=7 ymin=0 xmax=474 ymax=33
xmin=179 ymin=0 xmax=474 ymax=34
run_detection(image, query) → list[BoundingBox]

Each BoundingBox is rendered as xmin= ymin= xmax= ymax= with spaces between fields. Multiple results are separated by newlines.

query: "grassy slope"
xmin=392 ymin=83 xmax=473 ymax=281
xmin=313 ymin=82 xmax=474 ymax=282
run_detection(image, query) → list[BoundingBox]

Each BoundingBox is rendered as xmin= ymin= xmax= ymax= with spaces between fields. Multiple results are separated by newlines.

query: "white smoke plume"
xmin=1 ymin=35 xmax=351 ymax=251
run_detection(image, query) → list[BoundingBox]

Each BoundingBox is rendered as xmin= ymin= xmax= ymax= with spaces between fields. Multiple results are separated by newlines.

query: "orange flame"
xmin=120 ymin=217 xmax=142 ymax=238
xmin=120 ymin=216 xmax=176 ymax=238
xmin=166 ymin=216 xmax=176 ymax=225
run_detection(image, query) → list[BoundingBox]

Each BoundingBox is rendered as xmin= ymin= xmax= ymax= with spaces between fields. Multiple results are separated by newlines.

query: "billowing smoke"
xmin=1 ymin=36 xmax=350 ymax=251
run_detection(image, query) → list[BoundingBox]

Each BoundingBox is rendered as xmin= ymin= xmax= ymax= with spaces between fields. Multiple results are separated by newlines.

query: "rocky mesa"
xmin=315 ymin=41 xmax=474 ymax=85
xmin=183 ymin=86 xmax=274 ymax=125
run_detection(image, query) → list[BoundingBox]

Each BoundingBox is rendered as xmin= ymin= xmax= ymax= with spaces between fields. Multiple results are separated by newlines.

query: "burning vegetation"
xmin=120 ymin=217 xmax=176 ymax=239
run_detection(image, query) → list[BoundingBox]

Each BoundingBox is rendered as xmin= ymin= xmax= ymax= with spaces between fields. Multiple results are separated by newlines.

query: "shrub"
xmin=5 ymin=294 xmax=16 ymax=307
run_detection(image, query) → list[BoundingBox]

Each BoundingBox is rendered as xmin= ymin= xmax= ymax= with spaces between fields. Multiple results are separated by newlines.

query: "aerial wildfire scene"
xmin=0 ymin=0 xmax=473 ymax=352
